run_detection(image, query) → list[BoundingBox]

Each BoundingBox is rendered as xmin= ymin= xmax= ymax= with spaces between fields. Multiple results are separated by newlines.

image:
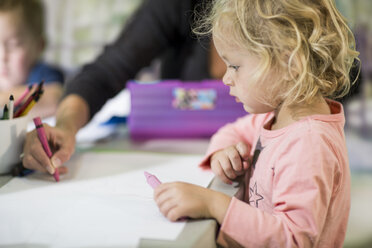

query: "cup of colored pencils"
xmin=0 ymin=81 xmax=44 ymax=174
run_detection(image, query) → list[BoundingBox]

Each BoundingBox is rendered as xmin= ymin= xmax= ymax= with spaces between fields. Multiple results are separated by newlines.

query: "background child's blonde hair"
xmin=196 ymin=0 xmax=360 ymax=106
xmin=0 ymin=0 xmax=45 ymax=41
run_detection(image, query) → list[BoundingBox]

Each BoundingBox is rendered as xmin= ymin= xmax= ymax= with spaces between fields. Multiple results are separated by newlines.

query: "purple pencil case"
xmin=128 ymin=80 xmax=247 ymax=139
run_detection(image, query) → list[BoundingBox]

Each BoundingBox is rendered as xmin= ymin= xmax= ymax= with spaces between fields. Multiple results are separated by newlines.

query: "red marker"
xmin=33 ymin=117 xmax=60 ymax=182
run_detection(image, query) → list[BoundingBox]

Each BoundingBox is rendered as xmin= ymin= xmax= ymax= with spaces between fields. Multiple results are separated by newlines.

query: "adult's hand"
xmin=22 ymin=124 xmax=75 ymax=175
xmin=22 ymin=94 xmax=90 ymax=176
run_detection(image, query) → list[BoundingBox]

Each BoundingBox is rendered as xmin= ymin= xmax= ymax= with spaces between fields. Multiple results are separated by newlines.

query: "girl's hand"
xmin=154 ymin=182 xmax=231 ymax=224
xmin=210 ymin=142 xmax=250 ymax=184
xmin=22 ymin=124 xmax=75 ymax=175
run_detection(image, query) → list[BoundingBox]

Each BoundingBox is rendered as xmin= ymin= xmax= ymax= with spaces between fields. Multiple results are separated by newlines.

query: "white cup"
xmin=0 ymin=116 xmax=29 ymax=174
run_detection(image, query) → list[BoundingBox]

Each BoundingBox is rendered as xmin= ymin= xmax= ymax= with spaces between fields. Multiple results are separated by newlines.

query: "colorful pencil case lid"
xmin=128 ymin=80 xmax=248 ymax=139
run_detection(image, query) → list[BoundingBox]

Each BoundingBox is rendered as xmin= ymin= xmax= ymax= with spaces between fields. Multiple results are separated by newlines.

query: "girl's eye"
xmin=6 ymin=40 xmax=22 ymax=50
xmin=228 ymin=65 xmax=240 ymax=71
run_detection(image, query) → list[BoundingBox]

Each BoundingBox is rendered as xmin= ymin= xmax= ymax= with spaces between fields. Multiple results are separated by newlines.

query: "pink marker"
xmin=144 ymin=171 xmax=187 ymax=221
xmin=144 ymin=171 xmax=161 ymax=189
xmin=33 ymin=117 xmax=60 ymax=182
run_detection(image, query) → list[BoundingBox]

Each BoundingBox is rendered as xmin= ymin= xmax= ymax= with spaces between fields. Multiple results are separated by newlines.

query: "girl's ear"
xmin=32 ymin=36 xmax=46 ymax=61
xmin=39 ymin=36 xmax=46 ymax=52
xmin=281 ymin=70 xmax=292 ymax=82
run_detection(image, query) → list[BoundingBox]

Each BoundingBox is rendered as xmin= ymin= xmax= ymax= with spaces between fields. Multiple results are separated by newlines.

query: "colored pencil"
xmin=14 ymin=84 xmax=33 ymax=107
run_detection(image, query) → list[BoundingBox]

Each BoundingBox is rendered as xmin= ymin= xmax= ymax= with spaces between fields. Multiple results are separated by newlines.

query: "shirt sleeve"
xmin=27 ymin=62 xmax=64 ymax=85
xmin=63 ymin=0 xmax=192 ymax=118
xmin=199 ymin=113 xmax=272 ymax=168
xmin=218 ymin=131 xmax=342 ymax=247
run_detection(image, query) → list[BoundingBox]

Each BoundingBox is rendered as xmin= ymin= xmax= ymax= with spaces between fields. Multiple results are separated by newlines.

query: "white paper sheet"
xmin=0 ymin=152 xmax=214 ymax=248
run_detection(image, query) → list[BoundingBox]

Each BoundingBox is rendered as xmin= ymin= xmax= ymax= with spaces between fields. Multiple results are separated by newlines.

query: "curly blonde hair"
xmin=196 ymin=0 xmax=360 ymax=106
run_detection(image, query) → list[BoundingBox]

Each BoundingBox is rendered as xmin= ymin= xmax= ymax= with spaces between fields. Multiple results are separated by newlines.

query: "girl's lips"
xmin=230 ymin=93 xmax=241 ymax=102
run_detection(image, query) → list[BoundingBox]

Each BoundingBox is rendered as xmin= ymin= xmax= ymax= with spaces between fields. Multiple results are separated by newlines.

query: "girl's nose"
xmin=222 ymin=72 xmax=233 ymax=86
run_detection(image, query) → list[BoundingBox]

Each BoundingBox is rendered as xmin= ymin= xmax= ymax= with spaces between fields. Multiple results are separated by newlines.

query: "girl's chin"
xmin=243 ymin=105 xmax=252 ymax=113
xmin=244 ymin=104 xmax=275 ymax=114
xmin=242 ymin=104 xmax=268 ymax=114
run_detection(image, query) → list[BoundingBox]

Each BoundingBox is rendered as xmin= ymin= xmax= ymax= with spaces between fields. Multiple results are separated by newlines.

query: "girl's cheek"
xmin=11 ymin=49 xmax=30 ymax=83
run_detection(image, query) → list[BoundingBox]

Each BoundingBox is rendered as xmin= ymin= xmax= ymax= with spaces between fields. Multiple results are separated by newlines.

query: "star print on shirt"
xmin=249 ymin=182 xmax=264 ymax=208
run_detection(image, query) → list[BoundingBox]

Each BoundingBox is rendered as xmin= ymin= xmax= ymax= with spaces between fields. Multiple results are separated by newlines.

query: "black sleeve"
xmin=63 ymin=0 xmax=193 ymax=118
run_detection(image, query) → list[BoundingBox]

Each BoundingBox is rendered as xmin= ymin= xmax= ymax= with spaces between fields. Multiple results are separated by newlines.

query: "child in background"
xmin=154 ymin=0 xmax=359 ymax=247
xmin=0 ymin=0 xmax=63 ymax=118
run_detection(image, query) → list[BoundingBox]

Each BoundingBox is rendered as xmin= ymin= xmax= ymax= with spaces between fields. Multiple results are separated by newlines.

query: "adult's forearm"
xmin=28 ymin=83 xmax=63 ymax=118
xmin=55 ymin=94 xmax=90 ymax=136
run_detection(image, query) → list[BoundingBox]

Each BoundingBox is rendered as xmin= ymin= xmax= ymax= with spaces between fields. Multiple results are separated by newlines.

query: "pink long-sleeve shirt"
xmin=200 ymin=100 xmax=350 ymax=247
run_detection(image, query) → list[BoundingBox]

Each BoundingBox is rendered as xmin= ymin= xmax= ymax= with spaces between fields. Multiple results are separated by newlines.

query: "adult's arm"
xmin=22 ymin=94 xmax=89 ymax=174
xmin=29 ymin=83 xmax=63 ymax=118
xmin=22 ymin=0 xmax=196 ymax=174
